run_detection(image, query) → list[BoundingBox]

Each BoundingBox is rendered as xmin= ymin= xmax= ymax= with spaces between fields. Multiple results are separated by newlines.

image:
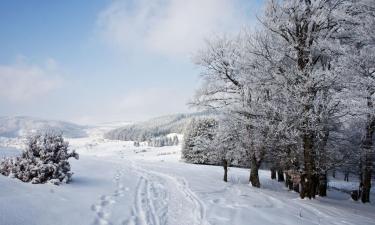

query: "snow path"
xmin=88 ymin=148 xmax=210 ymax=225
xmin=127 ymin=163 xmax=209 ymax=225
xmin=121 ymin=148 xmax=210 ymax=225
xmin=123 ymin=165 xmax=168 ymax=225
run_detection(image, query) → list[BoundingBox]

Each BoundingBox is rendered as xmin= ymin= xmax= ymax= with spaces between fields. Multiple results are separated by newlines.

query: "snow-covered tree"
xmin=182 ymin=118 xmax=218 ymax=164
xmin=211 ymin=116 xmax=245 ymax=182
xmin=191 ymin=33 xmax=270 ymax=187
xmin=340 ymin=0 xmax=375 ymax=203
xmin=0 ymin=132 xmax=79 ymax=185
xmin=258 ymin=0 xmax=348 ymax=198
xmin=172 ymin=136 xmax=179 ymax=145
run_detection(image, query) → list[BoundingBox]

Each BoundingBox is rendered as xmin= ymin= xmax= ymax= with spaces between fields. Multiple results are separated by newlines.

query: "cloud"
xmin=72 ymin=87 xmax=192 ymax=124
xmin=119 ymin=87 xmax=189 ymax=110
xmin=97 ymin=0 xmax=251 ymax=56
xmin=0 ymin=58 xmax=62 ymax=102
xmin=110 ymin=87 xmax=192 ymax=121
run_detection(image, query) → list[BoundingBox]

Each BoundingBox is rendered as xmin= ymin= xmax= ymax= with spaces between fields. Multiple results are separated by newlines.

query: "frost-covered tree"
xmin=182 ymin=118 xmax=218 ymax=164
xmin=340 ymin=0 xmax=375 ymax=203
xmin=0 ymin=132 xmax=79 ymax=185
xmin=172 ymin=136 xmax=179 ymax=145
xmin=211 ymin=116 xmax=245 ymax=182
xmin=191 ymin=33 xmax=272 ymax=187
xmin=258 ymin=0 xmax=348 ymax=198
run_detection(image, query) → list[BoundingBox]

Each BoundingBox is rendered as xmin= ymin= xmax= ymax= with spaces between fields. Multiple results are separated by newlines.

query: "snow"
xmin=0 ymin=125 xmax=374 ymax=225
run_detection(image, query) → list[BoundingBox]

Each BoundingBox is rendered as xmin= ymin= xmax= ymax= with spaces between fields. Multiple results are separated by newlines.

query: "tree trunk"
xmin=361 ymin=93 xmax=375 ymax=203
xmin=362 ymin=168 xmax=372 ymax=203
xmin=316 ymin=124 xmax=329 ymax=197
xmin=249 ymin=155 xmax=261 ymax=188
xmin=293 ymin=182 xmax=300 ymax=193
xmin=285 ymin=173 xmax=293 ymax=190
xmin=312 ymin=174 xmax=318 ymax=197
xmin=223 ymin=159 xmax=228 ymax=182
xmin=301 ymin=131 xmax=316 ymax=199
xmin=344 ymin=171 xmax=349 ymax=182
xmin=300 ymin=173 xmax=306 ymax=198
xmin=277 ymin=169 xmax=285 ymax=182
xmin=271 ymin=168 xmax=276 ymax=180
xmin=318 ymin=172 xmax=327 ymax=197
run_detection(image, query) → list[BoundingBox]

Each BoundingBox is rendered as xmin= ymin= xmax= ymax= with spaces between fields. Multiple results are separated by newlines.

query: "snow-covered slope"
xmin=0 ymin=125 xmax=374 ymax=225
xmin=0 ymin=116 xmax=87 ymax=138
xmin=105 ymin=112 xmax=214 ymax=141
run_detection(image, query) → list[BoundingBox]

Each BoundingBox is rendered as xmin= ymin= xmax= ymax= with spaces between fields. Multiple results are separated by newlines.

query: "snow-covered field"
xmin=0 ymin=126 xmax=374 ymax=225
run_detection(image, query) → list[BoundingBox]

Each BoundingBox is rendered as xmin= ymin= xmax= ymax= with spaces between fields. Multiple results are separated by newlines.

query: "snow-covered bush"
xmin=0 ymin=132 xmax=79 ymax=185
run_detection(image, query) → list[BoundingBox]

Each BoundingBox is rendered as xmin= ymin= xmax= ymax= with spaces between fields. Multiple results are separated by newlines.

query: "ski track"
xmin=90 ymin=149 xmax=209 ymax=225
xmin=121 ymin=172 xmax=168 ymax=225
xmin=152 ymin=171 xmax=209 ymax=225
xmin=125 ymin=160 xmax=210 ymax=225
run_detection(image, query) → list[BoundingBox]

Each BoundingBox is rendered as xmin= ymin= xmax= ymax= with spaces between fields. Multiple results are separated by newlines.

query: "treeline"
xmin=147 ymin=136 xmax=179 ymax=147
xmin=134 ymin=135 xmax=179 ymax=147
xmin=105 ymin=113 xmax=211 ymax=142
xmin=185 ymin=0 xmax=375 ymax=203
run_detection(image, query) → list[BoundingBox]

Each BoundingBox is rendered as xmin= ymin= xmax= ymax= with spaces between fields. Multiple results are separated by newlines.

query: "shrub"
xmin=0 ymin=132 xmax=79 ymax=185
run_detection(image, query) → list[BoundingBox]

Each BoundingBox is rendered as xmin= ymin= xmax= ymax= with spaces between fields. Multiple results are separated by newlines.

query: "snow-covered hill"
xmin=105 ymin=112 xmax=214 ymax=141
xmin=0 ymin=116 xmax=87 ymax=138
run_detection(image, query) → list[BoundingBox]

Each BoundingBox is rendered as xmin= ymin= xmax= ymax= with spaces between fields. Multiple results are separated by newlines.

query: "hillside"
xmin=105 ymin=112 xmax=214 ymax=141
xmin=0 ymin=116 xmax=87 ymax=138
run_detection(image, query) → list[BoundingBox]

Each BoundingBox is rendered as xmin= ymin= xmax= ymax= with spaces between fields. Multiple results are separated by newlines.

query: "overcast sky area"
xmin=0 ymin=0 xmax=264 ymax=124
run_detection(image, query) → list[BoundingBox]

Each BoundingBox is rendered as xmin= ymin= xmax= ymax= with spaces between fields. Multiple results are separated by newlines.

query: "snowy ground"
xmin=0 ymin=127 xmax=374 ymax=225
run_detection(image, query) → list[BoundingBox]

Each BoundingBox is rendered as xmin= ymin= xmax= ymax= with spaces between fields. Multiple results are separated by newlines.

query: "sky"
xmin=0 ymin=0 xmax=264 ymax=124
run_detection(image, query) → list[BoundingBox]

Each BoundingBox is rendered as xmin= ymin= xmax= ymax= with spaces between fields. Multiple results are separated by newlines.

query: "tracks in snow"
xmin=126 ymin=161 xmax=210 ymax=225
xmin=91 ymin=167 xmax=128 ymax=225
xmin=122 ymin=169 xmax=168 ymax=225
xmin=90 ymin=152 xmax=128 ymax=225
xmin=90 ymin=149 xmax=210 ymax=225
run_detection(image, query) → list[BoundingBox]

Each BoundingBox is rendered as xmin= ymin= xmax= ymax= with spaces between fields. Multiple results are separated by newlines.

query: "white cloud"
xmin=97 ymin=0 xmax=249 ymax=56
xmin=120 ymin=87 xmax=188 ymax=109
xmin=72 ymin=87 xmax=192 ymax=124
xmin=0 ymin=59 xmax=62 ymax=102
xmin=111 ymin=87 xmax=192 ymax=121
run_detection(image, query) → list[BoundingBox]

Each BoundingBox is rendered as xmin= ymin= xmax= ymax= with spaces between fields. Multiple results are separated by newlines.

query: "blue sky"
xmin=0 ymin=0 xmax=264 ymax=124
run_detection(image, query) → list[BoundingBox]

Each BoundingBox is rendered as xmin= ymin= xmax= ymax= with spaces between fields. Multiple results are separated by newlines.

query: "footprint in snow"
xmin=91 ymin=195 xmax=116 ymax=225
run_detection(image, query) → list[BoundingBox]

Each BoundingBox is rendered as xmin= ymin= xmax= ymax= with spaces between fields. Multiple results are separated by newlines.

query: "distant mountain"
xmin=0 ymin=116 xmax=87 ymax=138
xmin=105 ymin=112 xmax=215 ymax=142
